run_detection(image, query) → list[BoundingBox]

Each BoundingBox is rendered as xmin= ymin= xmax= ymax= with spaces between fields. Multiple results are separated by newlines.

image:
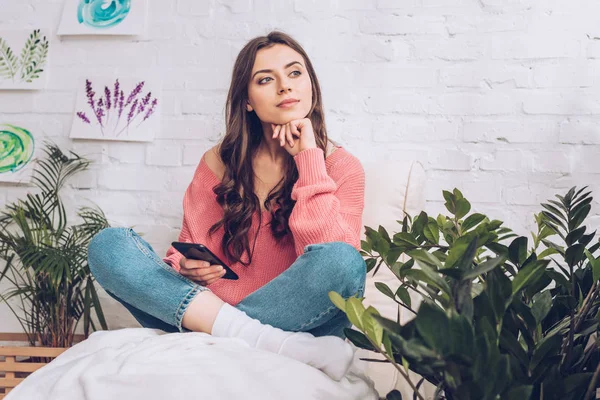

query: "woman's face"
xmin=246 ymin=44 xmax=313 ymax=126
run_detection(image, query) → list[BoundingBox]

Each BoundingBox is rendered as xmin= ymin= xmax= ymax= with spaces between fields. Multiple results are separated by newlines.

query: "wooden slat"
xmin=0 ymin=340 xmax=72 ymax=394
xmin=3 ymin=356 xmax=14 ymax=395
xmin=3 ymin=358 xmax=13 ymax=381
xmin=0 ymin=361 xmax=46 ymax=373
xmin=0 ymin=332 xmax=85 ymax=343
xmin=0 ymin=347 xmax=67 ymax=357
xmin=0 ymin=377 xmax=23 ymax=388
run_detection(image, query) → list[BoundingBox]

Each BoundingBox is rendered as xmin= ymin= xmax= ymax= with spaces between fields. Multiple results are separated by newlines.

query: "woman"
xmin=88 ymin=31 xmax=366 ymax=382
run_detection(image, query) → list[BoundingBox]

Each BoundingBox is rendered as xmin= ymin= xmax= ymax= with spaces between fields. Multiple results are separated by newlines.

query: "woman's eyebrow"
xmin=252 ymin=61 xmax=304 ymax=79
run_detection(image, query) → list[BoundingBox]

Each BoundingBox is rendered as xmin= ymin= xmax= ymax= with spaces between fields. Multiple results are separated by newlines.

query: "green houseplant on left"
xmin=0 ymin=141 xmax=110 ymax=348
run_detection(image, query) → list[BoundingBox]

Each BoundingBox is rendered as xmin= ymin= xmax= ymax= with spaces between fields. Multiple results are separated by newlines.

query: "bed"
xmin=5 ymin=328 xmax=378 ymax=400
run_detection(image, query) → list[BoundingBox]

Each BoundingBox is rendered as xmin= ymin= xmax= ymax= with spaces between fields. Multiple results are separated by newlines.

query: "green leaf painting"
xmin=0 ymin=124 xmax=35 ymax=182
xmin=0 ymin=29 xmax=49 ymax=86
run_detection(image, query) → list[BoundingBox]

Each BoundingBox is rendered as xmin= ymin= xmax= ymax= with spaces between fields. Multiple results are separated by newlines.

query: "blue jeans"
xmin=87 ymin=227 xmax=366 ymax=339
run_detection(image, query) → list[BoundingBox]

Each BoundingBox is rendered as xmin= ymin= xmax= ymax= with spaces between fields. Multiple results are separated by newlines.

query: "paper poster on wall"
xmin=57 ymin=0 xmax=147 ymax=36
xmin=69 ymin=76 xmax=160 ymax=142
xmin=0 ymin=29 xmax=50 ymax=90
xmin=0 ymin=124 xmax=36 ymax=183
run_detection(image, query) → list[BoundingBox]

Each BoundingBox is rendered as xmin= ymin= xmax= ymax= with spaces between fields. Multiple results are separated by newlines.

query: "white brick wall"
xmin=1 ymin=0 xmax=599 ymax=332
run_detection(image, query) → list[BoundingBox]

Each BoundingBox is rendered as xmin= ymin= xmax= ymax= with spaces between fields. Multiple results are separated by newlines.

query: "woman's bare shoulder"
xmin=326 ymin=140 xmax=339 ymax=158
xmin=203 ymin=145 xmax=225 ymax=181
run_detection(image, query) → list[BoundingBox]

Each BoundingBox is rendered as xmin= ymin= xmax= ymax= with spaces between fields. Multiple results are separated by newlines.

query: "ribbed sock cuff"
xmin=210 ymin=302 xmax=237 ymax=337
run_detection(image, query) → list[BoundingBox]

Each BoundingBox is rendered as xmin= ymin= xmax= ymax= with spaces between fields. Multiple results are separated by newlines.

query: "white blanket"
xmin=7 ymin=328 xmax=379 ymax=400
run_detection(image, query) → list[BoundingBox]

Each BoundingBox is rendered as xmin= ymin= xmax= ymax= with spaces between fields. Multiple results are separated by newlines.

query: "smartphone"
xmin=171 ymin=242 xmax=239 ymax=280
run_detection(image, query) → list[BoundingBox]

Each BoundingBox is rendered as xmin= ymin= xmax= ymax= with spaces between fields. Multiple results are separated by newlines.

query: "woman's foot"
xmin=211 ymin=303 xmax=354 ymax=380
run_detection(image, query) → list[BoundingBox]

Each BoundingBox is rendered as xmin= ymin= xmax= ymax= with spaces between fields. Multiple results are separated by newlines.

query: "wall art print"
xmin=0 ymin=29 xmax=50 ymax=90
xmin=69 ymin=76 xmax=160 ymax=142
xmin=57 ymin=0 xmax=147 ymax=36
xmin=0 ymin=124 xmax=36 ymax=183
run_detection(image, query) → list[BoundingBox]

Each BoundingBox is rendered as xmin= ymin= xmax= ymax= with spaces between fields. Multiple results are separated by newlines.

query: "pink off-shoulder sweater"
xmin=162 ymin=146 xmax=365 ymax=306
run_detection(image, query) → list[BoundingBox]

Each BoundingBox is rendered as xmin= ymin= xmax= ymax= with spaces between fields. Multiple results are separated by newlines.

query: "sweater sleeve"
xmin=288 ymin=147 xmax=365 ymax=256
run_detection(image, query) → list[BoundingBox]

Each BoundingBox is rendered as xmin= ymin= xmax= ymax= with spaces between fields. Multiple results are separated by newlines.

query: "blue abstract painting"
xmin=77 ymin=0 xmax=132 ymax=29
xmin=57 ymin=0 xmax=146 ymax=36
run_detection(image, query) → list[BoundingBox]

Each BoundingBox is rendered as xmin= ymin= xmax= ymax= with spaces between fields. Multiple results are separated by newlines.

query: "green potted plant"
xmin=0 ymin=141 xmax=110 ymax=349
xmin=330 ymin=187 xmax=599 ymax=400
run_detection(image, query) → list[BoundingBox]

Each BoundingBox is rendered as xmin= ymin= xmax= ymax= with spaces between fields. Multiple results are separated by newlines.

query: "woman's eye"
xmin=258 ymin=71 xmax=301 ymax=85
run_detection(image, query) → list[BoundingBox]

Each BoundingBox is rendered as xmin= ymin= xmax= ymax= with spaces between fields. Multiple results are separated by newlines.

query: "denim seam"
xmin=175 ymin=285 xmax=203 ymax=332
xmin=296 ymin=304 xmax=339 ymax=331
xmin=294 ymin=283 xmax=365 ymax=331
xmin=293 ymin=266 xmax=365 ymax=331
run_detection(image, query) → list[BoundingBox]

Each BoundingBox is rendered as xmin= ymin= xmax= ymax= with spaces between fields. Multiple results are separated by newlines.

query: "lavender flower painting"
xmin=69 ymin=77 xmax=160 ymax=142
xmin=57 ymin=0 xmax=147 ymax=36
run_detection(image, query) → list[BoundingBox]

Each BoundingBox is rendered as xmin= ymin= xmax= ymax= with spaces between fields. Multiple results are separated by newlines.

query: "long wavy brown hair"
xmin=207 ymin=31 xmax=336 ymax=267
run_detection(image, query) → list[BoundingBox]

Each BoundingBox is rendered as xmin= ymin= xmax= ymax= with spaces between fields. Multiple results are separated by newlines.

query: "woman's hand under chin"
xmin=271 ymin=118 xmax=317 ymax=157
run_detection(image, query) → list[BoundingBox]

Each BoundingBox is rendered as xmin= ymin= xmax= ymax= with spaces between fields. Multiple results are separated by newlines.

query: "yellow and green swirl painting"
xmin=0 ymin=124 xmax=34 ymax=174
xmin=78 ymin=0 xmax=131 ymax=29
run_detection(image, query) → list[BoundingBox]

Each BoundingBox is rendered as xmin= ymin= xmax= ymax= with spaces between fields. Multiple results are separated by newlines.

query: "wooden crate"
xmin=0 ymin=333 xmax=84 ymax=399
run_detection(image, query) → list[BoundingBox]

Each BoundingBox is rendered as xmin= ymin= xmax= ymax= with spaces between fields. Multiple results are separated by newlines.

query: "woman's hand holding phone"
xmin=179 ymin=257 xmax=226 ymax=286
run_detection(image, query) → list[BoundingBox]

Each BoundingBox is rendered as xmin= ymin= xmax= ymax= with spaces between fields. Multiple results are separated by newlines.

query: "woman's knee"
xmin=87 ymin=227 xmax=131 ymax=279
xmin=311 ymin=241 xmax=366 ymax=297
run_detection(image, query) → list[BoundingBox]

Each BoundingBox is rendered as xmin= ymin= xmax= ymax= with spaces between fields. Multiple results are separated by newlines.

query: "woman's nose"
xmin=278 ymin=81 xmax=291 ymax=93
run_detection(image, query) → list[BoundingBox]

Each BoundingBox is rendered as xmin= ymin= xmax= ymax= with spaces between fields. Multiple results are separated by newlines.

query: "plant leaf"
xmin=530 ymin=334 xmax=562 ymax=372
xmin=531 ymin=291 xmax=552 ymax=324
xmin=423 ymin=222 xmax=439 ymax=244
xmin=508 ymin=236 xmax=528 ymax=266
xmin=501 ymin=385 xmax=533 ymax=400
xmin=363 ymin=310 xmax=384 ymax=348
xmin=569 ymin=203 xmax=590 ymax=231
xmin=463 ymin=256 xmax=506 ymax=280
xmin=346 ymin=297 xmax=366 ymax=331
xmin=455 ymin=198 xmax=471 ymax=220
xmin=375 ymin=282 xmax=396 ymax=301
xmin=415 ymin=301 xmax=450 ymax=355
xmin=406 ymin=249 xmax=444 ymax=270
xmin=405 ymin=262 xmax=452 ymax=298
xmin=462 ymin=213 xmax=486 ymax=232
xmin=565 ymin=226 xmax=586 ymax=246
xmin=512 ymin=260 xmax=549 ymax=295
xmin=584 ymin=249 xmax=600 ymax=283
xmin=396 ymin=286 xmax=411 ymax=308
xmin=328 ymin=291 xmax=346 ymax=312
xmin=344 ymin=329 xmax=376 ymax=351
xmin=393 ymin=232 xmax=419 ymax=247
xmin=541 ymin=202 xmax=567 ymax=221
xmin=565 ymin=243 xmax=586 ymax=268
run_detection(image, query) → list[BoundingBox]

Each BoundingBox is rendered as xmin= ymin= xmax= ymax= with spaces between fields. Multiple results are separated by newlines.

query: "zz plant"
xmin=330 ymin=187 xmax=599 ymax=400
xmin=0 ymin=142 xmax=110 ymax=348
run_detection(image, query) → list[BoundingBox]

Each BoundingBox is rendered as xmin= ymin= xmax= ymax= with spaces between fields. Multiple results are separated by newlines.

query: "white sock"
xmin=211 ymin=303 xmax=354 ymax=381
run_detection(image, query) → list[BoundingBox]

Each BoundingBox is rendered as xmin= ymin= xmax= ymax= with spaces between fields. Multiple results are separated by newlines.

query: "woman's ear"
xmin=246 ymin=102 xmax=253 ymax=112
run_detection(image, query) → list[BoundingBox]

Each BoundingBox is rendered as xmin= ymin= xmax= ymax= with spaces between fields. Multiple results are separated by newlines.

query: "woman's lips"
xmin=277 ymin=100 xmax=299 ymax=108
